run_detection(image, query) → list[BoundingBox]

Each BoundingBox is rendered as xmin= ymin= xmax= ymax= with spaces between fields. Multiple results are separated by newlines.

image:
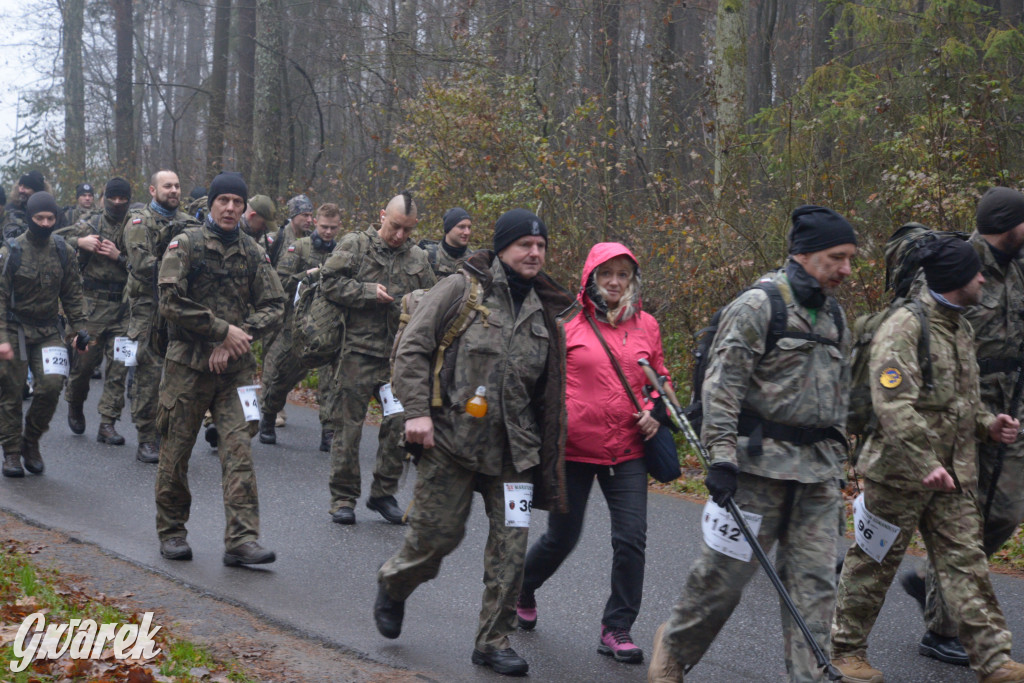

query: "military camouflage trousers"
xmin=259 ymin=324 xmax=335 ymax=428
xmin=0 ymin=331 xmax=67 ymax=449
xmin=832 ymin=478 xmax=1011 ymax=676
xmin=663 ymin=473 xmax=839 ymax=683
xmin=378 ymin=447 xmax=533 ymax=651
xmin=154 ymin=359 xmax=261 ymax=549
xmin=127 ymin=298 xmax=162 ymax=442
xmin=327 ymin=351 xmax=404 ymax=510
xmin=65 ymin=297 xmax=128 ymax=423
xmin=925 ymin=449 xmax=1024 ymax=637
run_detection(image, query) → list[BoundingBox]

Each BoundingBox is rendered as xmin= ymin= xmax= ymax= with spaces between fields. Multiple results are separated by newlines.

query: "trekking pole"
xmin=983 ymin=340 xmax=1024 ymax=522
xmin=638 ymin=359 xmax=842 ymax=681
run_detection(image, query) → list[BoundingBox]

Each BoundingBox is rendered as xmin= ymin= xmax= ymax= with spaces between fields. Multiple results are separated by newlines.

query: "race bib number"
xmin=379 ymin=382 xmax=404 ymax=417
xmin=113 ymin=337 xmax=138 ymax=366
xmin=853 ymin=493 xmax=901 ymax=563
xmin=701 ymin=500 xmax=763 ymax=562
xmin=503 ymin=482 xmax=534 ymax=528
xmin=41 ymin=346 xmax=69 ymax=377
xmin=236 ymin=385 xmax=261 ymax=421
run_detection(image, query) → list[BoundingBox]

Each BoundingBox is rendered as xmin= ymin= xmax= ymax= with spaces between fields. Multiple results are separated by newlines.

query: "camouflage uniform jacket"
xmin=1 ymin=202 xmax=28 ymax=240
xmin=393 ymin=250 xmax=577 ymax=512
xmin=859 ymin=289 xmax=995 ymax=491
xmin=0 ymin=232 xmax=87 ymax=345
xmin=320 ymin=226 xmax=436 ymax=358
xmin=420 ymin=239 xmax=469 ymax=278
xmin=276 ymin=235 xmax=333 ymax=303
xmin=157 ymin=225 xmax=285 ymax=374
xmin=240 ymin=216 xmax=274 ymax=255
xmin=62 ymin=205 xmax=95 ymax=228
xmin=702 ymin=270 xmax=851 ymax=483
xmin=56 ymin=211 xmax=129 ymax=297
xmin=964 ymin=234 xmax=1024 ymax=422
xmin=269 ymin=220 xmax=305 ymax=267
xmin=122 ymin=205 xmax=201 ymax=302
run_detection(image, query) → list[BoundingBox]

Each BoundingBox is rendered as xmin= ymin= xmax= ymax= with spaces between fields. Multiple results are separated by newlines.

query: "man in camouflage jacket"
xmin=419 ymin=207 xmax=473 ymax=278
xmin=649 ymin=206 xmax=856 ymax=683
xmin=56 ymin=177 xmax=133 ymax=446
xmin=154 ymin=172 xmax=284 ymax=567
xmin=375 ymin=209 xmax=573 ymax=677
xmin=121 ymin=170 xmax=200 ymax=463
xmin=316 ymin=191 xmax=435 ymax=525
xmin=259 ymin=202 xmax=340 ymax=451
xmin=831 ymin=237 xmax=1024 ymax=683
xmin=905 ymin=187 xmax=1024 ymax=667
xmin=0 ymin=192 xmax=88 ymax=478
xmin=2 ymin=170 xmax=46 ymax=240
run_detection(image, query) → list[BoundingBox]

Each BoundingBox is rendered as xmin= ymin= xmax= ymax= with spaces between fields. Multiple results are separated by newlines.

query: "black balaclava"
xmin=786 ymin=259 xmax=827 ymax=310
xmin=25 ymin=192 xmax=61 ymax=243
xmin=104 ymin=177 xmax=132 ymax=222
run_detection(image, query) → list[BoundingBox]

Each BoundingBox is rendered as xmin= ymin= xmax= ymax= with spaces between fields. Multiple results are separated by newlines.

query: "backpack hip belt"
xmin=737 ymin=410 xmax=845 ymax=449
xmin=979 ymin=357 xmax=1020 ymax=375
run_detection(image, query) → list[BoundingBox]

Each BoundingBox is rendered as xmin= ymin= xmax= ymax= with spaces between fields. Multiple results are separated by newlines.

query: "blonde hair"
xmin=594 ymin=266 xmax=639 ymax=327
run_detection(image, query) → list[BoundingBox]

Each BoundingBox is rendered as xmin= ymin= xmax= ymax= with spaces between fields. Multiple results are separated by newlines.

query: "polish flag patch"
xmin=287 ymin=245 xmax=296 ymax=252
xmin=168 ymin=240 xmax=179 ymax=250
xmin=132 ymin=218 xmax=142 ymax=224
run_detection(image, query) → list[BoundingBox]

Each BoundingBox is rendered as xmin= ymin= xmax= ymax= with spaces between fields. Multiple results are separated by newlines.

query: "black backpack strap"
xmin=906 ymin=300 xmax=933 ymax=393
xmin=53 ymin=234 xmax=69 ymax=270
xmin=753 ymin=281 xmax=789 ymax=355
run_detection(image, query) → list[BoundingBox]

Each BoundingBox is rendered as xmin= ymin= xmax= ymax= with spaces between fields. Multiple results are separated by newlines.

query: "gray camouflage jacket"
xmin=702 ymin=270 xmax=850 ymax=483
xmin=392 ymin=250 xmax=576 ymax=512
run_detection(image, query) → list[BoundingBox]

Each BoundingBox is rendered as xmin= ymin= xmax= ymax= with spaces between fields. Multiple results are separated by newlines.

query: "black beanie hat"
xmin=19 ymin=171 xmax=45 ymax=193
xmin=105 ymin=177 xmax=131 ymax=200
xmin=208 ymin=172 xmax=248 ymax=209
xmin=76 ymin=182 xmax=93 ymax=197
xmin=493 ymin=209 xmax=547 ymax=255
xmin=921 ymin=238 xmax=981 ymax=293
xmin=788 ymin=205 xmax=858 ymax=254
xmin=976 ymin=187 xmax=1024 ymax=235
xmin=190 ymin=186 xmax=207 ymax=201
xmin=26 ymin=191 xmax=60 ymax=218
xmin=443 ymin=207 xmax=471 ymax=233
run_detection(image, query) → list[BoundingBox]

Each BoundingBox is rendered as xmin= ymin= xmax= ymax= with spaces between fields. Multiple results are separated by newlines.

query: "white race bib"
xmin=41 ymin=346 xmax=70 ymax=377
xmin=236 ymin=385 xmax=261 ymax=421
xmin=853 ymin=493 xmax=901 ymax=563
xmin=379 ymin=382 xmax=404 ymax=417
xmin=503 ymin=482 xmax=534 ymax=528
xmin=701 ymin=500 xmax=763 ymax=562
xmin=113 ymin=337 xmax=138 ymax=366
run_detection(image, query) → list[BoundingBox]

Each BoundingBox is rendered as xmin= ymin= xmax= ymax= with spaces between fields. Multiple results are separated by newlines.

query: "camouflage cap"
xmin=287 ymin=194 xmax=314 ymax=218
xmin=249 ymin=194 xmax=276 ymax=224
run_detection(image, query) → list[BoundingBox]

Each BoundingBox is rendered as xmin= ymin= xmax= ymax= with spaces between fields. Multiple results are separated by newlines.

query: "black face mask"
xmin=105 ymin=198 xmax=129 ymax=221
xmin=311 ymin=232 xmax=335 ymax=253
xmin=785 ymin=258 xmax=827 ymax=309
xmin=27 ymin=220 xmax=54 ymax=242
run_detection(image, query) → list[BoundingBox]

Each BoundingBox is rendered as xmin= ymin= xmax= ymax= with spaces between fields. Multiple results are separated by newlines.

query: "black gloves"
xmin=74 ymin=329 xmax=90 ymax=351
xmin=705 ymin=462 xmax=739 ymax=506
xmin=649 ymin=395 xmax=680 ymax=432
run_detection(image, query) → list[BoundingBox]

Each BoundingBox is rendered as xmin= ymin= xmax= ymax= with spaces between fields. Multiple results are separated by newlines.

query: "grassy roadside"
xmin=0 ymin=539 xmax=255 ymax=683
xmin=656 ymin=448 xmax=1024 ymax=576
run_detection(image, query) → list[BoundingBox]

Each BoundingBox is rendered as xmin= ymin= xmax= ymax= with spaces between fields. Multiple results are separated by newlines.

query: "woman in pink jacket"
xmin=517 ymin=242 xmax=672 ymax=664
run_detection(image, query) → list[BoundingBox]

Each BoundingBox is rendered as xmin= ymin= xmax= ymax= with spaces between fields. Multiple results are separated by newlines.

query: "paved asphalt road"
xmin=1 ymin=381 xmax=1022 ymax=682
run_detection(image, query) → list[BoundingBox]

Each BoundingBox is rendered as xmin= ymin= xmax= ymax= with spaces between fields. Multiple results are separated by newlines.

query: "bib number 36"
xmin=503 ymin=482 xmax=534 ymax=528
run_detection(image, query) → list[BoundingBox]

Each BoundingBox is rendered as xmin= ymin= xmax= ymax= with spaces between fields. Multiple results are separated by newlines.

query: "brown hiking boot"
xmin=97 ymin=422 xmax=126 ymax=445
xmin=136 ymin=441 xmax=159 ymax=464
xmin=21 ymin=437 xmax=43 ymax=474
xmin=647 ymin=623 xmax=683 ymax=683
xmin=67 ymin=402 xmax=85 ymax=434
xmin=3 ymin=448 xmax=24 ymax=478
xmin=832 ymin=655 xmax=883 ymax=683
xmin=980 ymin=660 xmax=1024 ymax=683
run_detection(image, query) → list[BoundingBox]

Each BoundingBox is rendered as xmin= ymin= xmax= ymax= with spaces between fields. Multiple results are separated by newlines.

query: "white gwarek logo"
xmin=7 ymin=612 xmax=162 ymax=673
xmin=530 ymin=221 xmax=540 ymax=235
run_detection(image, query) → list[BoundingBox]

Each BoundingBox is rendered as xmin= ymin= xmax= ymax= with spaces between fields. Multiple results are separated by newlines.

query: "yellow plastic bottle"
xmin=466 ymin=386 xmax=488 ymax=417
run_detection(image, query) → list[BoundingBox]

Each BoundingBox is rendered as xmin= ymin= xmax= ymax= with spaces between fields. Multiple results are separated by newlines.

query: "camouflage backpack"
xmin=291 ymin=274 xmax=346 ymax=370
xmin=845 ymin=223 xmax=967 ymax=439
xmin=389 ymin=271 xmax=491 ymax=408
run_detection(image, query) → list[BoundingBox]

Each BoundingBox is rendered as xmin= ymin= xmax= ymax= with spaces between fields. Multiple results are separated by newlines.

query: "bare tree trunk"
xmin=236 ymin=0 xmax=257 ymax=179
xmin=714 ymin=0 xmax=746 ymax=198
xmin=207 ymin=0 xmax=232 ymax=176
xmin=595 ymin=0 xmax=621 ymax=235
xmin=63 ymin=0 xmax=86 ymax=177
xmin=112 ymin=0 xmax=135 ymax=179
xmin=812 ymin=0 xmax=836 ymax=68
xmin=253 ymin=0 xmax=284 ymax=195
xmin=747 ymin=0 xmax=776 ymax=117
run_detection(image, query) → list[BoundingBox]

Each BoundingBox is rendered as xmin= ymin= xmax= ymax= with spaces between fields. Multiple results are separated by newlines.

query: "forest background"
xmin=4 ymin=0 xmax=1024 ymax=375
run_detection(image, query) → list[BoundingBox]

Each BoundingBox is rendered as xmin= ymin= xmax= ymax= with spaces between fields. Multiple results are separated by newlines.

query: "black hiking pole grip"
xmin=983 ymin=342 xmax=1024 ymax=522
xmin=638 ymin=359 xmax=842 ymax=681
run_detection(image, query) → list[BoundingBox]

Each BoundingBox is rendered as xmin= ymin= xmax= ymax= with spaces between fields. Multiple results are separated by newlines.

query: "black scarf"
xmin=206 ymin=215 xmax=239 ymax=245
xmin=312 ymin=232 xmax=336 ymax=253
xmin=441 ymin=239 xmax=467 ymax=260
xmin=501 ymin=260 xmax=535 ymax=318
xmin=785 ymin=259 xmax=827 ymax=310
xmin=987 ymin=240 xmax=1017 ymax=268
